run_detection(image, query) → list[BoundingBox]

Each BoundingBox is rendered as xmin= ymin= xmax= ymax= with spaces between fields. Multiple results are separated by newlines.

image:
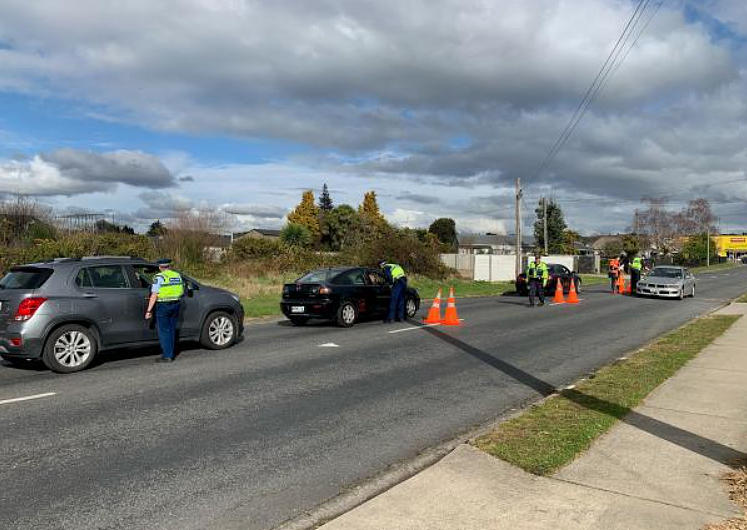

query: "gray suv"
xmin=0 ymin=256 xmax=244 ymax=373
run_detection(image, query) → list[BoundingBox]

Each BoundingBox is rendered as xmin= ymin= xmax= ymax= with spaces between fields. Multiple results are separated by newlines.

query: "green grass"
xmin=410 ymin=275 xmax=514 ymax=299
xmin=691 ymin=261 xmax=740 ymax=274
xmin=736 ymin=293 xmax=747 ymax=303
xmin=473 ymin=315 xmax=739 ymax=475
xmin=579 ymin=274 xmax=607 ymax=286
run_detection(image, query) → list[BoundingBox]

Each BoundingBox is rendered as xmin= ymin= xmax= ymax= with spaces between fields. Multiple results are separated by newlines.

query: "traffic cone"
xmin=567 ymin=278 xmax=580 ymax=304
xmin=423 ymin=288 xmax=443 ymax=324
xmin=553 ymin=278 xmax=565 ymax=304
xmin=623 ymin=279 xmax=632 ymax=295
xmin=442 ymin=286 xmax=461 ymax=326
xmin=616 ymin=274 xmax=625 ymax=295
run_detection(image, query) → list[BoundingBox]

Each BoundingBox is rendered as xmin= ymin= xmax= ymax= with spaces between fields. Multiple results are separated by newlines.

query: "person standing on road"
xmin=380 ymin=260 xmax=407 ymax=323
xmin=608 ymin=257 xmax=621 ymax=293
xmin=630 ymin=255 xmax=644 ymax=295
xmin=145 ymin=258 xmax=185 ymax=363
xmin=527 ymin=254 xmax=549 ymax=307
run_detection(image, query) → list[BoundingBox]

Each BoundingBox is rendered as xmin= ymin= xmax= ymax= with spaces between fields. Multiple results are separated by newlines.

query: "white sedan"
xmin=636 ymin=266 xmax=696 ymax=300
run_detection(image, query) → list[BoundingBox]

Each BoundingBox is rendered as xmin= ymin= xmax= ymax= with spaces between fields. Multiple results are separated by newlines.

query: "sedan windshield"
xmin=648 ymin=268 xmax=682 ymax=279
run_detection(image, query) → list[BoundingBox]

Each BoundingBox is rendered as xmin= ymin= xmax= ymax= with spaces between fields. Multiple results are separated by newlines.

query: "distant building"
xmin=714 ymin=234 xmax=747 ymax=259
xmin=458 ymin=234 xmax=535 ymax=255
xmin=233 ymin=228 xmax=282 ymax=241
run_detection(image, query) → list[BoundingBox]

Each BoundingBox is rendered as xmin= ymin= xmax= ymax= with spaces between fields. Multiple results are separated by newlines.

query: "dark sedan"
xmin=515 ymin=263 xmax=582 ymax=296
xmin=281 ymin=267 xmax=420 ymax=327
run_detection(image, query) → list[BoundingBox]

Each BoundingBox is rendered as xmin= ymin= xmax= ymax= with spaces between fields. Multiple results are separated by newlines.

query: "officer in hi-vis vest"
xmin=380 ymin=260 xmax=407 ymax=323
xmin=145 ymin=258 xmax=185 ymax=363
xmin=527 ymin=254 xmax=549 ymax=307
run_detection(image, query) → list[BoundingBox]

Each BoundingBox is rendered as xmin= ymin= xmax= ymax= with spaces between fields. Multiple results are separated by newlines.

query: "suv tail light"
xmin=14 ymin=297 xmax=48 ymax=321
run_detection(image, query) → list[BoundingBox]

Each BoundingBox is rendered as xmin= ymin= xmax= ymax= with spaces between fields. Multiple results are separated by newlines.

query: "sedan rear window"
xmin=0 ymin=267 xmax=54 ymax=290
xmin=296 ymin=270 xmax=334 ymax=284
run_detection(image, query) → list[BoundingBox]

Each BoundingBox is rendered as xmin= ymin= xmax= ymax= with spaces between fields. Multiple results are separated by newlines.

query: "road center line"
xmin=0 ymin=392 xmax=56 ymax=406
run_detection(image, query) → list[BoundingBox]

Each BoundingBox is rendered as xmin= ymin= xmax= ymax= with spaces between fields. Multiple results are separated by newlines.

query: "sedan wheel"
xmin=678 ymin=287 xmax=685 ymax=300
xmin=691 ymin=285 xmax=696 ymax=298
xmin=406 ymin=297 xmax=418 ymax=318
xmin=337 ymin=302 xmax=357 ymax=327
xmin=42 ymin=324 xmax=98 ymax=374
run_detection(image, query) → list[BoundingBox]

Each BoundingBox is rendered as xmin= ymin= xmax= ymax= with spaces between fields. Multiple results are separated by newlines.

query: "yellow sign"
xmin=715 ymin=235 xmax=747 ymax=257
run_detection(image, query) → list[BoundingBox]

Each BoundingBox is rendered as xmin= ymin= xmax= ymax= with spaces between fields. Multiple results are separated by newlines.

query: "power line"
xmin=534 ymin=0 xmax=666 ymax=181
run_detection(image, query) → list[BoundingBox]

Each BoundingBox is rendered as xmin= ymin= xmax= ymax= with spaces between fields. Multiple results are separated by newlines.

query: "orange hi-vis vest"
xmin=609 ymin=258 xmax=620 ymax=276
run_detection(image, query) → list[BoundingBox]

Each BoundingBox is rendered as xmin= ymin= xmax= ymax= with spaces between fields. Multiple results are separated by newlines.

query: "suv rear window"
xmin=0 ymin=267 xmax=54 ymax=290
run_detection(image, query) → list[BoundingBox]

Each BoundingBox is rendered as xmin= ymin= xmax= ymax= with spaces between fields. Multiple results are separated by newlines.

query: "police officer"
xmin=145 ymin=258 xmax=184 ymax=363
xmin=527 ymin=254 xmax=549 ymax=307
xmin=380 ymin=260 xmax=407 ymax=323
xmin=630 ymin=254 xmax=644 ymax=295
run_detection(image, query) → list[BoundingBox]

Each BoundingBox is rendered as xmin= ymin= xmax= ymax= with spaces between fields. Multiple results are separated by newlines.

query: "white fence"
xmin=441 ymin=253 xmax=581 ymax=282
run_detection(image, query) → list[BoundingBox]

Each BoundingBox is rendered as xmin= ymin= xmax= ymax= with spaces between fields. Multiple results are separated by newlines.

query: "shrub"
xmin=280 ymin=223 xmax=313 ymax=248
xmin=230 ymin=237 xmax=284 ymax=260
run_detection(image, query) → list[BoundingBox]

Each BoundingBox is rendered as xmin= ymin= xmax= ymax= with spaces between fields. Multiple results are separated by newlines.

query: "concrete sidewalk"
xmin=319 ymin=304 xmax=747 ymax=530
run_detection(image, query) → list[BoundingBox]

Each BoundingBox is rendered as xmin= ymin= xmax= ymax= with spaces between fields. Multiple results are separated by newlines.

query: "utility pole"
xmin=706 ymin=223 xmax=710 ymax=268
xmin=515 ymin=178 xmax=523 ymax=277
xmin=543 ymin=197 xmax=548 ymax=255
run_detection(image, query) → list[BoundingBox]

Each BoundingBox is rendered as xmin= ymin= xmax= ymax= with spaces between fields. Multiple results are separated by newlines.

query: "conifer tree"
xmin=319 ymin=183 xmax=334 ymax=212
xmin=358 ymin=191 xmax=387 ymax=231
xmin=287 ymin=190 xmax=320 ymax=239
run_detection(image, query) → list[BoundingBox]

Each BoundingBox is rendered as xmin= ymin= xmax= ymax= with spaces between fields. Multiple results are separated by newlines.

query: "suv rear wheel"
xmin=43 ymin=324 xmax=98 ymax=374
xmin=201 ymin=311 xmax=238 ymax=350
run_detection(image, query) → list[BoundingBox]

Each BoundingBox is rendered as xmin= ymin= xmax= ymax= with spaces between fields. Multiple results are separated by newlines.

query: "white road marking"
xmin=0 ymin=392 xmax=56 ymax=406
xmin=318 ymin=343 xmax=340 ymax=348
xmin=389 ymin=323 xmax=441 ymax=334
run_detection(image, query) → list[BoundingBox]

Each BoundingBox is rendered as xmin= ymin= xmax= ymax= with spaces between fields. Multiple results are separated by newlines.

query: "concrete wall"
xmin=474 ymin=254 xmax=518 ymax=282
xmin=440 ymin=254 xmax=475 ymax=278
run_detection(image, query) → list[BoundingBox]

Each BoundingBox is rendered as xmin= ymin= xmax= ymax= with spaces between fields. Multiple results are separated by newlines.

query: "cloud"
xmin=178 ymin=175 xmax=195 ymax=182
xmin=222 ymin=203 xmax=287 ymax=219
xmin=0 ymin=149 xmax=176 ymax=196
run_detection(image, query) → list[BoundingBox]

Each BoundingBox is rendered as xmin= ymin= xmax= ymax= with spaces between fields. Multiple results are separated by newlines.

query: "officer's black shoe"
xmin=155 ymin=357 xmax=174 ymax=363
xmin=395 ymin=318 xmax=403 ymax=322
xmin=383 ymin=319 xmax=393 ymax=324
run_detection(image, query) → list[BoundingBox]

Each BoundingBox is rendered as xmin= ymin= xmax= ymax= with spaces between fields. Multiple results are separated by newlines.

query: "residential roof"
xmin=233 ymin=228 xmax=282 ymax=238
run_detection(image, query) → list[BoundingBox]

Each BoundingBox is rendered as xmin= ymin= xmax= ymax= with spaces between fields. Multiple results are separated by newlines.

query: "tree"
xmin=673 ymin=198 xmax=717 ymax=235
xmin=147 ymin=220 xmax=168 ymax=237
xmin=632 ymin=197 xmax=675 ymax=253
xmin=319 ymin=183 xmax=334 ymax=212
xmin=320 ymin=204 xmax=361 ymax=251
xmin=533 ymin=199 xmax=567 ymax=254
xmin=428 ymin=218 xmax=458 ymax=251
xmin=602 ymin=240 xmax=624 ymax=258
xmin=622 ymin=234 xmax=641 ymax=255
xmin=562 ymin=229 xmax=581 ymax=255
xmin=358 ymin=191 xmax=387 ymax=233
xmin=280 ymin=223 xmax=313 ymax=248
xmin=679 ymin=233 xmax=718 ymax=263
xmin=287 ymin=190 xmax=320 ymax=240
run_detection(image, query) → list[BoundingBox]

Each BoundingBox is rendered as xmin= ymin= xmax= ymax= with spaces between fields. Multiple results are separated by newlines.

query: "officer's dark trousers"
xmin=387 ymin=278 xmax=407 ymax=321
xmin=631 ymin=269 xmax=641 ymax=294
xmin=529 ymin=279 xmax=545 ymax=306
xmin=155 ymin=301 xmax=180 ymax=359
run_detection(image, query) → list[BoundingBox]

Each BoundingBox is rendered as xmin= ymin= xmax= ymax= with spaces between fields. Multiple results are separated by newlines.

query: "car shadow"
xmin=418 ymin=323 xmax=747 ymax=468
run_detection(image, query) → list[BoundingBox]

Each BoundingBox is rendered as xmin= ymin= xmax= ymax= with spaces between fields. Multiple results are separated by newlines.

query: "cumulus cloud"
xmin=0 ymin=149 xmax=176 ymax=196
xmin=222 ymin=203 xmax=287 ymax=219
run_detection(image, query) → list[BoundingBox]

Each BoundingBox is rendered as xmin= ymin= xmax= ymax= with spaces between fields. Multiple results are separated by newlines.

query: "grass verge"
xmin=409 ymin=275 xmax=514 ymax=298
xmin=736 ymin=293 xmax=747 ymax=304
xmin=473 ymin=314 xmax=739 ymax=475
xmin=691 ymin=261 xmax=740 ymax=274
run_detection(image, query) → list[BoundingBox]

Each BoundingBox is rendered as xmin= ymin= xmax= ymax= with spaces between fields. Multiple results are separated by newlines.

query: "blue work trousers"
xmin=155 ymin=301 xmax=180 ymax=359
xmin=387 ymin=278 xmax=407 ymax=321
xmin=528 ymin=279 xmax=545 ymax=306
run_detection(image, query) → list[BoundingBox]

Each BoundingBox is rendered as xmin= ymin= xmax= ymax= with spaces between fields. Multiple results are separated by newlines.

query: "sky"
xmin=0 ymin=0 xmax=746 ymax=235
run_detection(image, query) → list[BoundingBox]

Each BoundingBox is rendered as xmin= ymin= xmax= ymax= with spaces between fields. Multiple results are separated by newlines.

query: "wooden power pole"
xmin=543 ymin=197 xmax=548 ymax=255
xmin=515 ymin=178 xmax=523 ymax=277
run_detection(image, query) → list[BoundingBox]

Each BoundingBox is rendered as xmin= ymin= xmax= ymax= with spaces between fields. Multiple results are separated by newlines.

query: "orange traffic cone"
xmin=553 ymin=278 xmax=566 ymax=304
xmin=442 ymin=286 xmax=461 ymax=326
xmin=424 ymin=288 xmax=443 ymax=324
xmin=616 ymin=274 xmax=625 ymax=295
xmin=623 ymin=278 xmax=632 ymax=295
xmin=567 ymin=278 xmax=580 ymax=304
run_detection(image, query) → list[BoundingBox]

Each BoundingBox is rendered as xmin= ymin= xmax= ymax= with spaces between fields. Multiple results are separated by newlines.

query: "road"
xmin=1 ymin=266 xmax=745 ymax=530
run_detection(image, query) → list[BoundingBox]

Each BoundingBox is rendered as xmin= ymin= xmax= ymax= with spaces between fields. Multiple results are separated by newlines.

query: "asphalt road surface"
xmin=2 ymin=266 xmax=746 ymax=530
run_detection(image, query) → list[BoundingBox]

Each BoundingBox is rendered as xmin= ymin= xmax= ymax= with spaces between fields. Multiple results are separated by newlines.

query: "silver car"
xmin=636 ymin=266 xmax=696 ymax=300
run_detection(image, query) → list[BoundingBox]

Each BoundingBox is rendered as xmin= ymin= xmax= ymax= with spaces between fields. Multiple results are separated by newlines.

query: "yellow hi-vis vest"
xmin=385 ymin=263 xmax=406 ymax=280
xmin=528 ymin=261 xmax=549 ymax=286
xmin=155 ymin=270 xmax=184 ymax=302
xmin=631 ymin=257 xmax=643 ymax=271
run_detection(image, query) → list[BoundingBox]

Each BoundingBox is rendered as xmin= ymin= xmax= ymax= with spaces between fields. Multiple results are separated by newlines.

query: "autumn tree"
xmin=632 ymin=197 xmax=675 ymax=253
xmin=673 ymin=198 xmax=717 ymax=235
xmin=358 ymin=190 xmax=388 ymax=234
xmin=287 ymin=190 xmax=320 ymax=240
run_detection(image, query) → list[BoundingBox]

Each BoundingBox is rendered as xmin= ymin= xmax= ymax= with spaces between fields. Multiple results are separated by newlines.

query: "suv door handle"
xmin=83 ymin=293 xmax=97 ymax=298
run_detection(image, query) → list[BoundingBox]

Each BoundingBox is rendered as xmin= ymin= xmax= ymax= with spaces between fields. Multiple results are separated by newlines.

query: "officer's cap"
xmin=378 ymin=260 xmax=387 ymax=268
xmin=156 ymin=258 xmax=173 ymax=266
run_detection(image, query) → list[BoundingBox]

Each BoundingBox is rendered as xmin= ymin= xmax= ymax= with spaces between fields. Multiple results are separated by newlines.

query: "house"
xmin=458 ymin=234 xmax=535 ymax=255
xmin=232 ymin=228 xmax=282 ymax=241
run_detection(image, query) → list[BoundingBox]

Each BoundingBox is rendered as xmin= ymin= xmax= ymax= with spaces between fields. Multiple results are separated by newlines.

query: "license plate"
xmin=291 ymin=306 xmax=305 ymax=313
